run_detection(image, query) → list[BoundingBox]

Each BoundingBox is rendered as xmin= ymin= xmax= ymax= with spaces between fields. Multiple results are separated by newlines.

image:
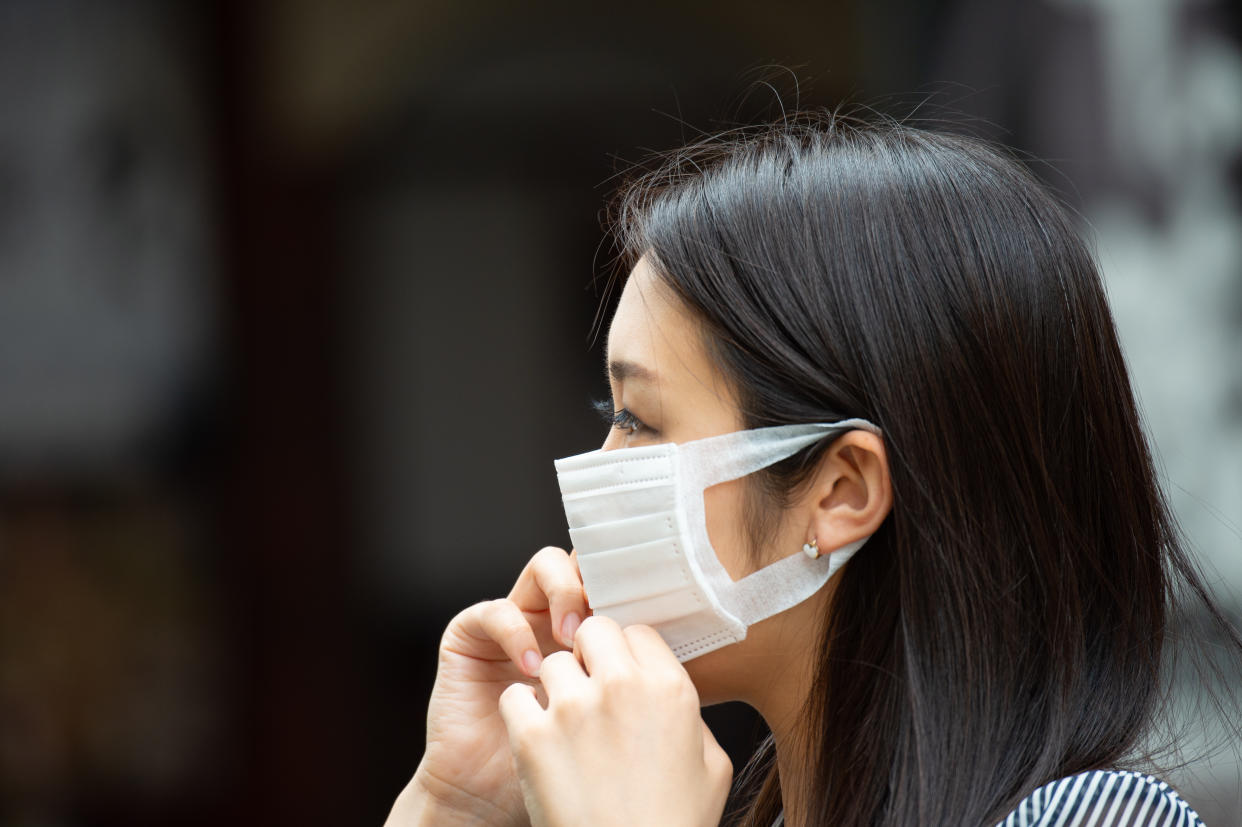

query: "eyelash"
xmin=591 ymin=398 xmax=649 ymax=435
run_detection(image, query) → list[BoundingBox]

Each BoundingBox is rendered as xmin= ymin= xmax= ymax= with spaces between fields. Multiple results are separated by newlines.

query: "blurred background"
xmin=0 ymin=0 xmax=1238 ymax=824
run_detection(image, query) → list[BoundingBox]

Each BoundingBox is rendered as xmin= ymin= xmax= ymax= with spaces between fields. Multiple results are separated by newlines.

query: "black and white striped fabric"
xmin=996 ymin=770 xmax=1204 ymax=827
xmin=767 ymin=769 xmax=1204 ymax=826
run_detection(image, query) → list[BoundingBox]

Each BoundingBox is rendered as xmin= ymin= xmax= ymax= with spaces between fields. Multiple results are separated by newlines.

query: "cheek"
xmin=702 ymin=478 xmax=753 ymax=581
xmin=679 ymin=643 xmax=738 ymax=704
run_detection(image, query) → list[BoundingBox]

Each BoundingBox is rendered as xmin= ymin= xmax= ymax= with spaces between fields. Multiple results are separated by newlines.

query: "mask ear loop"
xmin=674 ymin=419 xmax=881 ymax=628
xmin=679 ymin=419 xmax=880 ymax=491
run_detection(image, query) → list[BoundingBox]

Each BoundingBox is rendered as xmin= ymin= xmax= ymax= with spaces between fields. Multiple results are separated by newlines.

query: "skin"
xmin=386 ymin=254 xmax=892 ymax=827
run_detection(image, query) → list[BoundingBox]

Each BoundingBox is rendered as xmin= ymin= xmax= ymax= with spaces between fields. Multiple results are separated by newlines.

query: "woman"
xmin=386 ymin=112 xmax=1237 ymax=826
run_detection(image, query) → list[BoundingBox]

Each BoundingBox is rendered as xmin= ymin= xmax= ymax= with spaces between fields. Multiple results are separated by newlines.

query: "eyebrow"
xmin=608 ymin=359 xmax=657 ymax=384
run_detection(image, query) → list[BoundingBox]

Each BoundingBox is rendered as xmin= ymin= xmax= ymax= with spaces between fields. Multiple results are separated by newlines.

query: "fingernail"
xmin=561 ymin=612 xmax=582 ymax=645
xmin=522 ymin=649 xmax=542 ymax=677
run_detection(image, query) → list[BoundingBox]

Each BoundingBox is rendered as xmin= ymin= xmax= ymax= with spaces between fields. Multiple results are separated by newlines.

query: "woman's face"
xmin=597 ymin=254 xmax=814 ymax=702
xmin=601 ymin=254 xmax=756 ymax=579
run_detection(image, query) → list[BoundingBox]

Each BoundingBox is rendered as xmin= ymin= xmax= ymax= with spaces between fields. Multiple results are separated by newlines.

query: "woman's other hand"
xmin=497 ymin=615 xmax=733 ymax=827
xmin=385 ymin=546 xmax=588 ymax=827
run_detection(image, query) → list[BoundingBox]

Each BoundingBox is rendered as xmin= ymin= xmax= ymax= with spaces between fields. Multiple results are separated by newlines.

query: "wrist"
xmin=385 ymin=762 xmax=520 ymax=827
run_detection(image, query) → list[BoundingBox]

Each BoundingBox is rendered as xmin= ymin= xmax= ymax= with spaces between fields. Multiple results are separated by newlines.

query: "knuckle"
xmin=486 ymin=600 xmax=529 ymax=637
xmin=543 ymin=649 xmax=577 ymax=669
xmin=541 ymin=650 xmax=582 ymax=679
xmin=576 ymin=614 xmax=617 ymax=637
xmin=483 ymin=596 xmax=511 ymax=616
xmin=551 ymin=690 xmax=587 ymax=719
xmin=651 ymin=672 xmax=694 ymax=706
xmin=499 ymin=685 xmax=534 ymax=724
xmin=464 ymin=599 xmax=494 ymax=615
xmin=441 ymin=601 xmax=490 ymax=647
xmin=532 ymin=546 xmax=569 ymax=566
xmin=668 ymin=677 xmax=701 ymax=712
xmin=457 ymin=599 xmax=493 ymax=625
xmin=505 ymin=721 xmax=538 ymax=758
xmin=655 ymin=668 xmax=688 ymax=694
xmin=551 ymin=685 xmax=598 ymax=722
xmin=445 ymin=602 xmax=478 ymax=631
xmin=598 ymin=666 xmax=635 ymax=697
xmin=545 ymin=581 xmax=585 ymax=605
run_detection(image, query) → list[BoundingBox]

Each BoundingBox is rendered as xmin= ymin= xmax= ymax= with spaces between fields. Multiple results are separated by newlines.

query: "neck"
xmin=765 ymin=690 xmax=812 ymax=827
xmin=737 ymin=605 xmax=827 ymax=827
xmin=709 ymin=576 xmax=838 ymax=827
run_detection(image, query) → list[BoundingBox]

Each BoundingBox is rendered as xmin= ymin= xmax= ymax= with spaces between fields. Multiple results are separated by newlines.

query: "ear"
xmin=803 ymin=429 xmax=892 ymax=554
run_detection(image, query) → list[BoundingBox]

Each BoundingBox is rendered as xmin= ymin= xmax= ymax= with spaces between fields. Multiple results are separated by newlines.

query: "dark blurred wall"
xmin=0 ymin=2 xmax=227 ymax=825
xmin=1 ymin=1 xmax=1238 ymax=825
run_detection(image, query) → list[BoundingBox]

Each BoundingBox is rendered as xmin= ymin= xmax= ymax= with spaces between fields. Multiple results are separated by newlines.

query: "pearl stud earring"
xmin=802 ymin=538 xmax=820 ymax=559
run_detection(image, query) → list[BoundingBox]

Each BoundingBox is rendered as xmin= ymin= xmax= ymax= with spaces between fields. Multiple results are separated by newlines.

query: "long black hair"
xmin=603 ymin=110 xmax=1241 ymax=826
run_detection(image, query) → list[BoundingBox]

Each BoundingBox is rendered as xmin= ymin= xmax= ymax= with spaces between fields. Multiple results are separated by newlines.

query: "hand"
xmin=386 ymin=547 xmax=588 ymax=827
xmin=497 ymin=615 xmax=733 ymax=827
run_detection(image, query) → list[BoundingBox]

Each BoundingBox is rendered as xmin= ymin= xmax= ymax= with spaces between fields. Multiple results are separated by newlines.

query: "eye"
xmin=590 ymin=397 xmax=650 ymax=435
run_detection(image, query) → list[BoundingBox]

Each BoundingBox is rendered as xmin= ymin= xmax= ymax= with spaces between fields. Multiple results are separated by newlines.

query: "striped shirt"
xmin=995 ymin=770 xmax=1204 ymax=827
xmin=769 ymin=769 xmax=1204 ymax=826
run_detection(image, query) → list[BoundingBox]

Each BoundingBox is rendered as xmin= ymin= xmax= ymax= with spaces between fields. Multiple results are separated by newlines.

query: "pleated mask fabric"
xmin=553 ymin=419 xmax=880 ymax=662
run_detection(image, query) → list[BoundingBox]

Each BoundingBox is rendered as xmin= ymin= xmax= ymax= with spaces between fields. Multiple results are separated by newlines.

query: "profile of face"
xmin=598 ymin=254 xmax=892 ymax=707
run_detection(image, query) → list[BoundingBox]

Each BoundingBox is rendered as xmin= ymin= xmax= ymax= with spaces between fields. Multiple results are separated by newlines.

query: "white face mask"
xmin=553 ymin=419 xmax=880 ymax=662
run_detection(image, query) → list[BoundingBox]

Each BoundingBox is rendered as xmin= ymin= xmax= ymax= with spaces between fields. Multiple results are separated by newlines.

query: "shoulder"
xmin=997 ymin=769 xmax=1206 ymax=827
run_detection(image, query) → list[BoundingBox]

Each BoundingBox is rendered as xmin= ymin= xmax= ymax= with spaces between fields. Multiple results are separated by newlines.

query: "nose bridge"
xmin=600 ymin=427 xmax=625 ymax=452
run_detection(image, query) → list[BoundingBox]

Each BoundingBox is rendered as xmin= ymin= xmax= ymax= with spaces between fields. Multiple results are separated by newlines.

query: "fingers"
xmin=622 ymin=624 xmax=701 ymax=714
xmin=572 ymin=614 xmax=636 ymax=678
xmin=538 ymin=650 xmax=588 ymax=699
xmin=509 ymin=546 xmax=589 ymax=648
xmin=497 ymin=682 xmax=542 ymax=750
xmin=621 ymin=623 xmax=679 ymax=669
xmin=459 ymin=598 xmax=544 ymax=678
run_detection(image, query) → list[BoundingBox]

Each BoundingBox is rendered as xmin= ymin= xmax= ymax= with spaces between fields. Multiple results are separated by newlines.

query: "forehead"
xmin=606 ymin=256 xmax=696 ymax=364
xmin=608 ymin=258 xmax=665 ymax=347
xmin=605 ymin=255 xmax=739 ymax=423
